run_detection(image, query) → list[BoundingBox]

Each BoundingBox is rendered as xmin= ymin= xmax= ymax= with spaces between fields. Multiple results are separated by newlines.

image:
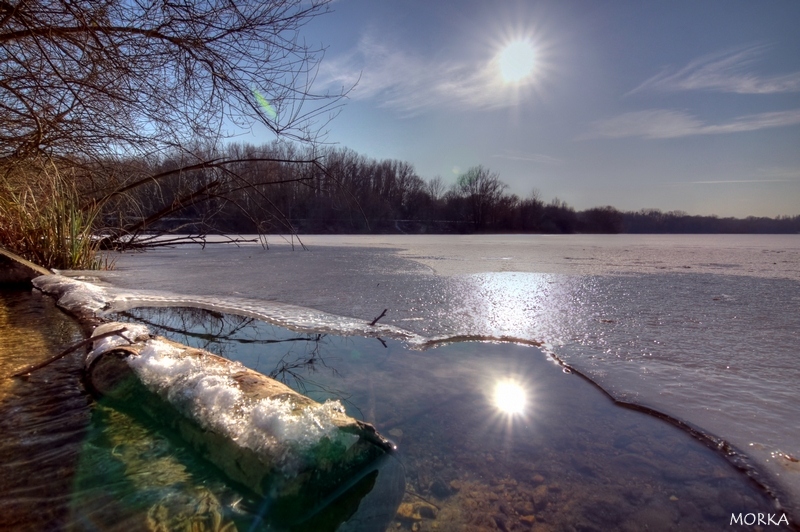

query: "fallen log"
xmin=0 ymin=245 xmax=51 ymax=284
xmin=85 ymin=322 xmax=397 ymax=524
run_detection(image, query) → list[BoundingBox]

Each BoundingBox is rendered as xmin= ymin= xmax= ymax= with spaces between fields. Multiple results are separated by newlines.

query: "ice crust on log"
xmin=86 ymin=322 xmax=394 ymax=516
xmin=33 ymin=274 xmax=424 ymax=343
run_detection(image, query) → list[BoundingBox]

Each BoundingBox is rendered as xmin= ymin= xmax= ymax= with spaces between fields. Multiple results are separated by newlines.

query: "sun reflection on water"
xmin=458 ymin=272 xmax=576 ymax=341
xmin=480 ymin=371 xmax=537 ymax=442
xmin=493 ymin=379 xmax=526 ymax=415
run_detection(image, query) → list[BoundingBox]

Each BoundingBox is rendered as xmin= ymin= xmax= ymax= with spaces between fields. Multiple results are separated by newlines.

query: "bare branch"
xmin=0 ymin=0 xmax=344 ymax=162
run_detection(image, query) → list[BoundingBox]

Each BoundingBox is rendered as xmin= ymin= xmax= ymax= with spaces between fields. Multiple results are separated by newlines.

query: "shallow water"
xmin=0 ymin=292 xmax=405 ymax=531
xmin=105 ymin=305 xmax=788 ymax=531
xmin=1 ymin=288 xmax=793 ymax=530
xmin=82 ymin=234 xmax=800 ymax=516
xmin=0 ymin=290 xmax=85 ymax=530
xmin=6 ymin=233 xmax=799 ymax=529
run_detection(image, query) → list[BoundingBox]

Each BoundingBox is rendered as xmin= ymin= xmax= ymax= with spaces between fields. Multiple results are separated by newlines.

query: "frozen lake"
xmin=81 ymin=234 xmax=800 ymax=521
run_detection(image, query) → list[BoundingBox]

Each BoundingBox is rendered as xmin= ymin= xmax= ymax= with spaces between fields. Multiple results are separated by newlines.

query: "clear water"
xmin=0 ymin=292 xmax=405 ymax=531
xmin=0 ymin=290 xmax=86 ymax=530
xmin=4 ymin=233 xmax=799 ymax=530
xmin=82 ymin=234 xmax=800 ymax=513
xmin=1 ymin=290 xmax=792 ymax=531
xmin=104 ymin=305 xmax=786 ymax=531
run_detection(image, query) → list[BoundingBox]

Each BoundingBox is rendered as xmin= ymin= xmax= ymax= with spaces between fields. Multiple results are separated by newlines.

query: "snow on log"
xmin=85 ymin=322 xmax=396 ymax=522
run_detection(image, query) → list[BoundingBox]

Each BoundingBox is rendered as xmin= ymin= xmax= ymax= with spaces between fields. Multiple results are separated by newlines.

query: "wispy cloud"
xmin=686 ymin=179 xmax=791 ymax=185
xmin=628 ymin=44 xmax=800 ymax=95
xmin=581 ymin=108 xmax=800 ymax=140
xmin=317 ymin=34 xmax=534 ymax=116
xmin=492 ymin=150 xmax=562 ymax=165
xmin=755 ymin=167 xmax=800 ymax=180
xmin=663 ymin=167 xmax=800 ymax=186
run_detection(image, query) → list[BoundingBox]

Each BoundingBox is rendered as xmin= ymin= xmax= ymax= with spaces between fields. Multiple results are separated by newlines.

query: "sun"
xmin=498 ymin=40 xmax=536 ymax=83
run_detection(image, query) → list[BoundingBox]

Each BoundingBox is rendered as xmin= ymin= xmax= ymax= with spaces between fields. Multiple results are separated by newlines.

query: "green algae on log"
xmin=86 ymin=322 xmax=396 ymax=524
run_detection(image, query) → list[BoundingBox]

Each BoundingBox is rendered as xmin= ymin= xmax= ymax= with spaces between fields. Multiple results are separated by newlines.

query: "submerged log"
xmin=85 ymin=322 xmax=396 ymax=523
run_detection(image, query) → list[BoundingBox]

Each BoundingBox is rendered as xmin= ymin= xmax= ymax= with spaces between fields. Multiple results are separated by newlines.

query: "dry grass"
xmin=0 ymin=159 xmax=106 ymax=270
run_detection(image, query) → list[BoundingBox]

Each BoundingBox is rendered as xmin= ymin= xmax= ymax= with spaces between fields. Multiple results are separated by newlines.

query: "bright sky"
xmin=263 ymin=0 xmax=800 ymax=217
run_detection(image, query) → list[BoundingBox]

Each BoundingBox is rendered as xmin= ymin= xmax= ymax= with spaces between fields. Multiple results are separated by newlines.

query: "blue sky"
xmin=256 ymin=0 xmax=800 ymax=217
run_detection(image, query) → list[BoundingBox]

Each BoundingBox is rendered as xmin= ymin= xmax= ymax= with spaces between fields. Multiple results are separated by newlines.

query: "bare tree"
xmin=0 ymin=0 xmax=341 ymax=163
xmin=425 ymin=175 xmax=447 ymax=201
xmin=0 ymin=0 xmax=352 ymax=265
xmin=455 ymin=165 xmax=507 ymax=230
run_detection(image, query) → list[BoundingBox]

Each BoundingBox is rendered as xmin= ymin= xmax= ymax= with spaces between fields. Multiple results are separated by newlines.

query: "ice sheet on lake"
xmin=33 ymin=274 xmax=425 ymax=345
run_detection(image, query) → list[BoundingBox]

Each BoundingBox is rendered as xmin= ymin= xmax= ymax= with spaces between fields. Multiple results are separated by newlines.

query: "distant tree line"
xmin=622 ymin=209 xmax=800 ymax=234
xmin=113 ymin=142 xmax=799 ymax=236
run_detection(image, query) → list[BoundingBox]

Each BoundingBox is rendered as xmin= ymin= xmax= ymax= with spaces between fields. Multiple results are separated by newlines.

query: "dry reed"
xmin=0 ymin=158 xmax=106 ymax=270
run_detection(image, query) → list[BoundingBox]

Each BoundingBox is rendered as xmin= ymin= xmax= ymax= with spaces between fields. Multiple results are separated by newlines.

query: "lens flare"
xmin=252 ymin=88 xmax=277 ymax=120
xmin=494 ymin=380 xmax=526 ymax=415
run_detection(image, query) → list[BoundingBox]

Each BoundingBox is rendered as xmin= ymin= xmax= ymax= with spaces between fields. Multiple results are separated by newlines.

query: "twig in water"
xmin=10 ymin=327 xmax=130 ymax=378
xmin=369 ymin=309 xmax=388 ymax=327
xmin=404 ymin=489 xmax=441 ymax=510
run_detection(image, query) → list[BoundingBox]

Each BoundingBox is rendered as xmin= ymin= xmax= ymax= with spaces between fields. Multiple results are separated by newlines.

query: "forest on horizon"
xmin=129 ymin=142 xmax=800 ymax=237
